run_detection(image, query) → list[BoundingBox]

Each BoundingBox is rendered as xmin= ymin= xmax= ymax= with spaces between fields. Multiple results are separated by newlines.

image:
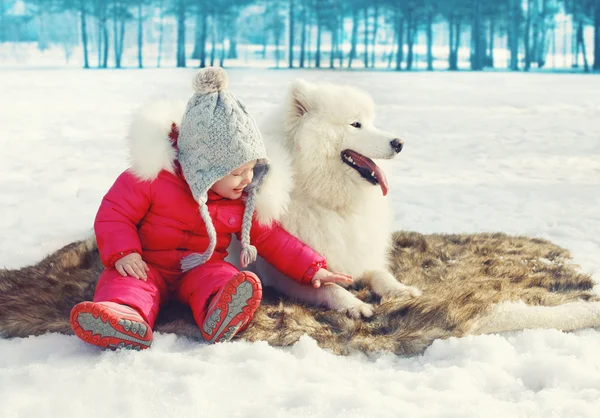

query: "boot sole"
xmin=70 ymin=302 xmax=153 ymax=350
xmin=202 ymin=272 xmax=262 ymax=343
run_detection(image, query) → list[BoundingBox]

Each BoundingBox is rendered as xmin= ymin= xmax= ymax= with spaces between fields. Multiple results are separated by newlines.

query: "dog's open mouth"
xmin=341 ymin=150 xmax=389 ymax=196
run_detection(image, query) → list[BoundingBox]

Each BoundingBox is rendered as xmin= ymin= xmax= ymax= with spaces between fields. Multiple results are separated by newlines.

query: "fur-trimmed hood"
xmin=126 ymin=100 xmax=292 ymax=226
xmin=127 ymin=100 xmax=187 ymax=181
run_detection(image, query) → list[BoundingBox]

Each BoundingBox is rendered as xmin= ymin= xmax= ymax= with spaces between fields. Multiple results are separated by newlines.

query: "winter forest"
xmin=1 ymin=0 xmax=599 ymax=72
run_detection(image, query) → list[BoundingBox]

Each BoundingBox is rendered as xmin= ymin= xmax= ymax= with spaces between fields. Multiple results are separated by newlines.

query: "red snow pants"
xmin=93 ymin=260 xmax=239 ymax=329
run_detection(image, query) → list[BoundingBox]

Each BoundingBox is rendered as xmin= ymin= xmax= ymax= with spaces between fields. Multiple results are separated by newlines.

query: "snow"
xmin=1 ymin=68 xmax=600 ymax=417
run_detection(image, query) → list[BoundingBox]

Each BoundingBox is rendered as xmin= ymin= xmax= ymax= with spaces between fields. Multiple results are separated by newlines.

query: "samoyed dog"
xmin=241 ymin=79 xmax=422 ymax=318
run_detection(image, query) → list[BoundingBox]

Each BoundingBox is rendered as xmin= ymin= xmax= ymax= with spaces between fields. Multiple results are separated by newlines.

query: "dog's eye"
xmin=350 ymin=122 xmax=362 ymax=128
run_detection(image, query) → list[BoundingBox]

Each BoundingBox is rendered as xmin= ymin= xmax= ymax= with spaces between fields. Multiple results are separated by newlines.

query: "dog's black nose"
xmin=390 ymin=138 xmax=403 ymax=153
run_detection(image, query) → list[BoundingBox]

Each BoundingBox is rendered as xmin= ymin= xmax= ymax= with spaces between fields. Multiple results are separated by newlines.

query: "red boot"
xmin=201 ymin=271 xmax=262 ymax=344
xmin=70 ymin=301 xmax=153 ymax=350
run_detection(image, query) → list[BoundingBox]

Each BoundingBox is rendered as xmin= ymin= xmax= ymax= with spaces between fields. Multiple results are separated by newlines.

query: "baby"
xmin=70 ymin=67 xmax=351 ymax=350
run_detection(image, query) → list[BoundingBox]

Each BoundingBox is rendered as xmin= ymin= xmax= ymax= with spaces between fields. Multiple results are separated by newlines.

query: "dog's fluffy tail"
xmin=471 ymin=300 xmax=600 ymax=335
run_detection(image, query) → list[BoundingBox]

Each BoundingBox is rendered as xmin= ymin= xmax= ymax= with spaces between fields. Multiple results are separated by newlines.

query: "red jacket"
xmin=94 ymin=169 xmax=325 ymax=284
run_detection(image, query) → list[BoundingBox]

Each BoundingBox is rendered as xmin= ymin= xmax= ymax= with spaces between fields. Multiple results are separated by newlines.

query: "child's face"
xmin=211 ymin=160 xmax=257 ymax=199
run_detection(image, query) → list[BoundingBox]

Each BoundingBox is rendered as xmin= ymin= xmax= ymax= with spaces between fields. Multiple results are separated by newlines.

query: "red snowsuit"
xmin=93 ymin=168 xmax=325 ymax=329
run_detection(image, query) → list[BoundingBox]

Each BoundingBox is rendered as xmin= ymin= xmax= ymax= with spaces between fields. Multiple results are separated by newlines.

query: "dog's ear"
xmin=289 ymin=79 xmax=312 ymax=120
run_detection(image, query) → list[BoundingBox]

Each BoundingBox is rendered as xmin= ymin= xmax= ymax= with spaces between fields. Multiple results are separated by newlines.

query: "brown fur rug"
xmin=0 ymin=232 xmax=597 ymax=356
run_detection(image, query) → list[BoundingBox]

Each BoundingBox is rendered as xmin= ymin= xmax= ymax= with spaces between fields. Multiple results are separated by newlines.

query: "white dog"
xmin=238 ymin=79 xmax=421 ymax=318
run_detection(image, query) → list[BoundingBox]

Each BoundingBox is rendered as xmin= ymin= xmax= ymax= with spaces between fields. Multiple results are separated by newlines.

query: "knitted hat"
xmin=177 ymin=67 xmax=269 ymax=272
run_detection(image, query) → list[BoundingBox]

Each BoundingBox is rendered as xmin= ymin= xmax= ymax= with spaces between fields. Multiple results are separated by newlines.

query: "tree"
xmin=136 ymin=0 xmax=143 ymax=68
xmin=564 ymin=0 xmax=595 ymax=72
xmin=288 ymin=0 xmax=295 ymax=67
xmin=109 ymin=0 xmax=132 ymax=69
xmin=78 ymin=0 xmax=89 ymax=68
xmin=156 ymin=0 xmax=166 ymax=67
xmin=440 ymin=0 xmax=470 ymax=70
xmin=424 ymin=0 xmax=440 ymax=71
xmin=508 ymin=0 xmax=521 ymax=70
xmin=482 ymin=0 xmax=510 ymax=68
xmin=91 ymin=0 xmax=110 ymax=68
xmin=175 ymin=0 xmax=186 ymax=67
xmin=471 ymin=0 xmax=485 ymax=70
xmin=348 ymin=5 xmax=359 ymax=67
xmin=191 ymin=2 xmax=209 ymax=67
xmin=1 ymin=0 xmax=5 ymax=43
xmin=299 ymin=0 xmax=308 ymax=67
xmin=594 ymin=0 xmax=600 ymax=70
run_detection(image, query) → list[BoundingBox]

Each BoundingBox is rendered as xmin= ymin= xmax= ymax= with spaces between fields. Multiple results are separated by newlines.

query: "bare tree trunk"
xmin=315 ymin=16 xmax=322 ymax=68
xmin=576 ymin=20 xmax=590 ymax=72
xmin=102 ymin=12 xmax=109 ymax=68
xmin=536 ymin=0 xmax=548 ymax=68
xmin=471 ymin=0 xmax=484 ymax=70
xmin=573 ymin=26 xmax=579 ymax=67
xmin=79 ymin=1 xmax=90 ymax=68
xmin=531 ymin=2 xmax=539 ymax=67
xmin=488 ymin=17 xmax=495 ymax=67
xmin=176 ymin=0 xmax=186 ymax=68
xmin=594 ymin=0 xmax=600 ymax=71
xmin=388 ymin=17 xmax=396 ymax=69
xmin=524 ymin=0 xmax=532 ymax=71
xmin=509 ymin=0 xmax=519 ymax=70
xmin=288 ymin=0 xmax=295 ymax=68
xmin=395 ymin=9 xmax=404 ymax=71
xmin=449 ymin=16 xmax=461 ymax=70
xmin=113 ymin=2 xmax=120 ymax=68
xmin=449 ymin=15 xmax=455 ymax=70
xmin=338 ymin=17 xmax=344 ymax=67
xmin=118 ymin=12 xmax=125 ymax=65
xmin=157 ymin=0 xmax=165 ymax=67
xmin=299 ymin=1 xmax=307 ymax=68
xmin=199 ymin=12 xmax=208 ymax=67
xmin=137 ymin=1 xmax=143 ymax=68
xmin=210 ymin=16 xmax=217 ymax=66
xmin=426 ymin=8 xmax=433 ymax=71
xmin=192 ymin=9 xmax=203 ymax=59
xmin=219 ymin=15 xmax=226 ymax=67
xmin=262 ymin=28 xmax=267 ymax=59
xmin=274 ymin=16 xmax=282 ymax=69
xmin=330 ymin=17 xmax=337 ymax=68
xmin=307 ymin=8 xmax=312 ymax=67
xmin=96 ymin=4 xmax=104 ymax=68
xmin=363 ymin=7 xmax=369 ymax=68
xmin=348 ymin=8 xmax=358 ymax=68
xmin=227 ymin=14 xmax=238 ymax=60
xmin=371 ymin=3 xmax=379 ymax=67
xmin=0 ymin=0 xmax=5 ymax=43
xmin=406 ymin=11 xmax=415 ymax=70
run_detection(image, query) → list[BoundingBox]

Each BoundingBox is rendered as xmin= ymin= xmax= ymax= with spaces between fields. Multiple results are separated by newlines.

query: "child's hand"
xmin=115 ymin=253 xmax=149 ymax=281
xmin=311 ymin=268 xmax=353 ymax=288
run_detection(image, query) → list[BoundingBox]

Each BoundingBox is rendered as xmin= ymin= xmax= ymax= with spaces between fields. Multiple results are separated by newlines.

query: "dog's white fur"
xmin=238 ymin=80 xmax=421 ymax=318
xmin=128 ymin=84 xmax=600 ymax=333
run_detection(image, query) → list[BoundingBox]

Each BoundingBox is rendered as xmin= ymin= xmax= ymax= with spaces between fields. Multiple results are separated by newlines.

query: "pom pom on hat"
xmin=192 ymin=67 xmax=228 ymax=94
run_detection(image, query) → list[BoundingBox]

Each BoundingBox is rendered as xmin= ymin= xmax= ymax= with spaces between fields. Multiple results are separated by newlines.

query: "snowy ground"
xmin=1 ymin=69 xmax=599 ymax=417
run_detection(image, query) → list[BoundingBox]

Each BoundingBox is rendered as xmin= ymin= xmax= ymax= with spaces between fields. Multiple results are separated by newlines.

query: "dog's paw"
xmin=346 ymin=302 xmax=375 ymax=319
xmin=320 ymin=285 xmax=374 ymax=318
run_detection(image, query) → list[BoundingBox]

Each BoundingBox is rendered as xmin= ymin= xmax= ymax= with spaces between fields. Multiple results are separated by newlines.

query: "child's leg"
xmin=93 ymin=266 xmax=168 ymax=327
xmin=177 ymin=261 xmax=262 ymax=343
xmin=70 ymin=266 xmax=168 ymax=350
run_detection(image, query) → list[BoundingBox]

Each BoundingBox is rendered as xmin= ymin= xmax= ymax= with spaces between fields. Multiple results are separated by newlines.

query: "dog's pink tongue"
xmin=373 ymin=165 xmax=389 ymax=196
xmin=349 ymin=150 xmax=389 ymax=196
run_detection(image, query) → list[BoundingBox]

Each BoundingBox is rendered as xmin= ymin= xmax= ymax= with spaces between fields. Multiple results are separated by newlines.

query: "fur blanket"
xmin=0 ymin=232 xmax=597 ymax=356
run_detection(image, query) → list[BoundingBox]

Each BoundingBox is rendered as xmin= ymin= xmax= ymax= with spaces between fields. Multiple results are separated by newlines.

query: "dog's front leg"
xmin=256 ymin=259 xmax=374 ymax=318
xmin=360 ymin=269 xmax=422 ymax=299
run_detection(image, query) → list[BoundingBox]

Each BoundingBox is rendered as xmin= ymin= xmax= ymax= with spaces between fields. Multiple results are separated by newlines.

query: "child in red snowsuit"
xmin=70 ymin=68 xmax=351 ymax=350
